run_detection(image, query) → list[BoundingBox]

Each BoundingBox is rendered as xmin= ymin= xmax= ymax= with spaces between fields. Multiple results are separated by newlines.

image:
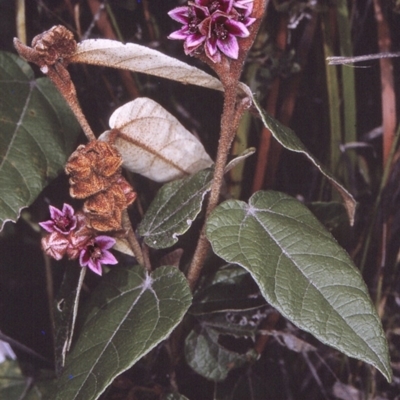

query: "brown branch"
xmin=121 ymin=209 xmax=147 ymax=269
xmin=186 ymin=0 xmax=270 ymax=290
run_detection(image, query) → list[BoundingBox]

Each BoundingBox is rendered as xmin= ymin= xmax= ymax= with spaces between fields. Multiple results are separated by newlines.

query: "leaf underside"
xmin=252 ymin=98 xmax=356 ymax=225
xmin=0 ymin=51 xmax=81 ymax=230
xmin=206 ymin=191 xmax=392 ymax=381
xmin=100 ymin=98 xmax=213 ymax=182
xmin=54 ymin=266 xmax=192 ymax=400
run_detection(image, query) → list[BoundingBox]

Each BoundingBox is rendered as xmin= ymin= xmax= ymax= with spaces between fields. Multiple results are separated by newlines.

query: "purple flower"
xmin=168 ymin=4 xmax=209 ymax=55
xmin=168 ymin=0 xmax=254 ymax=62
xmin=202 ymin=12 xmax=250 ymax=62
xmin=79 ymin=236 xmax=118 ymax=276
xmin=232 ymin=0 xmax=256 ymax=26
xmin=39 ymin=203 xmax=77 ymax=234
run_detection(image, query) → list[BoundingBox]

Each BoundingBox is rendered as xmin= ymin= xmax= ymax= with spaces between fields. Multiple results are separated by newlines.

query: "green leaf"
xmin=252 ymin=98 xmax=356 ymax=225
xmin=138 ymin=168 xmax=213 ymax=249
xmin=54 ymin=265 xmax=192 ymax=400
xmin=206 ymin=191 xmax=392 ymax=382
xmin=185 ymin=327 xmax=252 ymax=382
xmin=0 ymin=51 xmax=81 ymax=230
xmin=0 ymin=360 xmax=53 ymax=399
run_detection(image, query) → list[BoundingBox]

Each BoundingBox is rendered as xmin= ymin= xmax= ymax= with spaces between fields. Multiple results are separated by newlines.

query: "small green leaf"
xmin=206 ymin=191 xmax=392 ymax=381
xmin=54 ymin=265 xmax=192 ymax=400
xmin=138 ymin=168 xmax=213 ymax=249
xmin=0 ymin=52 xmax=81 ymax=230
xmin=252 ymin=98 xmax=356 ymax=225
xmin=185 ymin=327 xmax=251 ymax=382
xmin=0 ymin=360 xmax=53 ymax=399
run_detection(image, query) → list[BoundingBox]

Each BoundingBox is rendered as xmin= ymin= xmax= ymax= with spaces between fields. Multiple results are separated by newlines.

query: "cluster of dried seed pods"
xmin=65 ymin=140 xmax=136 ymax=231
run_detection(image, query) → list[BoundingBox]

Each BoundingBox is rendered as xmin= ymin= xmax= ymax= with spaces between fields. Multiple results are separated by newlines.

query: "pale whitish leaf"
xmin=138 ymin=168 xmax=213 ymax=248
xmin=68 ymin=39 xmax=223 ymax=91
xmin=99 ymin=98 xmax=213 ymax=182
xmin=0 ymin=52 xmax=81 ymax=230
xmin=206 ymin=191 xmax=392 ymax=381
xmin=252 ymin=97 xmax=356 ymax=225
xmin=54 ymin=266 xmax=192 ymax=400
xmin=113 ymin=238 xmax=134 ymax=257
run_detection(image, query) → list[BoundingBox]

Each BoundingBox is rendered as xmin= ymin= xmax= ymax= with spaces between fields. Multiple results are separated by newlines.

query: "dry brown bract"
xmin=65 ymin=141 xmax=136 ymax=231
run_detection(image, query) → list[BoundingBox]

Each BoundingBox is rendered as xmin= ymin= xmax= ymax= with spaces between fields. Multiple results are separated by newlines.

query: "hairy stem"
xmin=121 ymin=210 xmax=147 ymax=269
xmin=187 ymin=80 xmax=240 ymax=290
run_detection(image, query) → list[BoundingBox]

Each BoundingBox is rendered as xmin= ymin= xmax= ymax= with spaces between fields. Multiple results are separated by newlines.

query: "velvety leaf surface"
xmin=99 ymin=98 xmax=213 ymax=182
xmin=252 ymin=98 xmax=356 ymax=224
xmin=0 ymin=52 xmax=81 ymax=230
xmin=68 ymin=39 xmax=223 ymax=91
xmin=206 ymin=191 xmax=392 ymax=381
xmin=138 ymin=168 xmax=213 ymax=249
xmin=54 ymin=265 xmax=192 ymax=400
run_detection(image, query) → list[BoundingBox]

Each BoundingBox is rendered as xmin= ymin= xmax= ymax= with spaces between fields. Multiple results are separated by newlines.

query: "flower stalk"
xmin=185 ymin=0 xmax=269 ymax=289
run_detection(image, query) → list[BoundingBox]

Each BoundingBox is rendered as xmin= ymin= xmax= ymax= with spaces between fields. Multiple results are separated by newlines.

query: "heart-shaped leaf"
xmin=252 ymin=98 xmax=356 ymax=224
xmin=54 ymin=265 xmax=192 ymax=400
xmin=0 ymin=52 xmax=81 ymax=230
xmin=99 ymin=98 xmax=213 ymax=182
xmin=206 ymin=191 xmax=392 ymax=382
xmin=68 ymin=39 xmax=223 ymax=91
xmin=138 ymin=168 xmax=213 ymax=249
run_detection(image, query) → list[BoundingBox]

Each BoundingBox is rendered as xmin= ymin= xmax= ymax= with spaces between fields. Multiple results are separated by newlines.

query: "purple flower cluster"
xmin=168 ymin=0 xmax=256 ymax=62
xmin=40 ymin=204 xmax=117 ymax=275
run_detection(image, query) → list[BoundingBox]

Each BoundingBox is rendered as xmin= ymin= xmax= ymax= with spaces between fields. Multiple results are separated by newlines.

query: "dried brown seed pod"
xmin=87 ymin=208 xmax=123 ymax=232
xmin=66 ymin=141 xmax=123 ymax=199
xmin=31 ymin=25 xmax=77 ymax=66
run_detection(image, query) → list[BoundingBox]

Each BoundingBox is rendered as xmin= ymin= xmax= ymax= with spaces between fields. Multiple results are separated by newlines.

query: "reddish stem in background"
xmin=372 ymin=0 xmax=396 ymax=166
xmin=252 ymin=15 xmax=287 ymax=192
xmin=86 ymin=0 xmax=140 ymax=99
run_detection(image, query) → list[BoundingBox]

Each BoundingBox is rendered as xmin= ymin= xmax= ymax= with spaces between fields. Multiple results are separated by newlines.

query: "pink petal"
xmin=62 ymin=203 xmax=75 ymax=218
xmin=185 ymin=33 xmax=206 ymax=48
xmin=205 ymin=39 xmax=221 ymax=62
xmin=168 ymin=6 xmax=190 ymax=23
xmin=79 ymin=248 xmax=91 ymax=266
xmin=95 ymin=236 xmax=116 ymax=250
xmin=168 ymin=29 xmax=190 ymax=40
xmin=205 ymin=36 xmax=218 ymax=56
xmin=242 ymin=16 xmax=256 ymax=27
xmin=100 ymin=250 xmax=118 ymax=265
xmin=217 ymin=34 xmax=239 ymax=59
xmin=225 ymin=19 xmax=249 ymax=37
xmin=49 ymin=205 xmax=62 ymax=220
xmin=39 ymin=220 xmax=55 ymax=233
xmin=87 ymin=259 xmax=103 ymax=276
